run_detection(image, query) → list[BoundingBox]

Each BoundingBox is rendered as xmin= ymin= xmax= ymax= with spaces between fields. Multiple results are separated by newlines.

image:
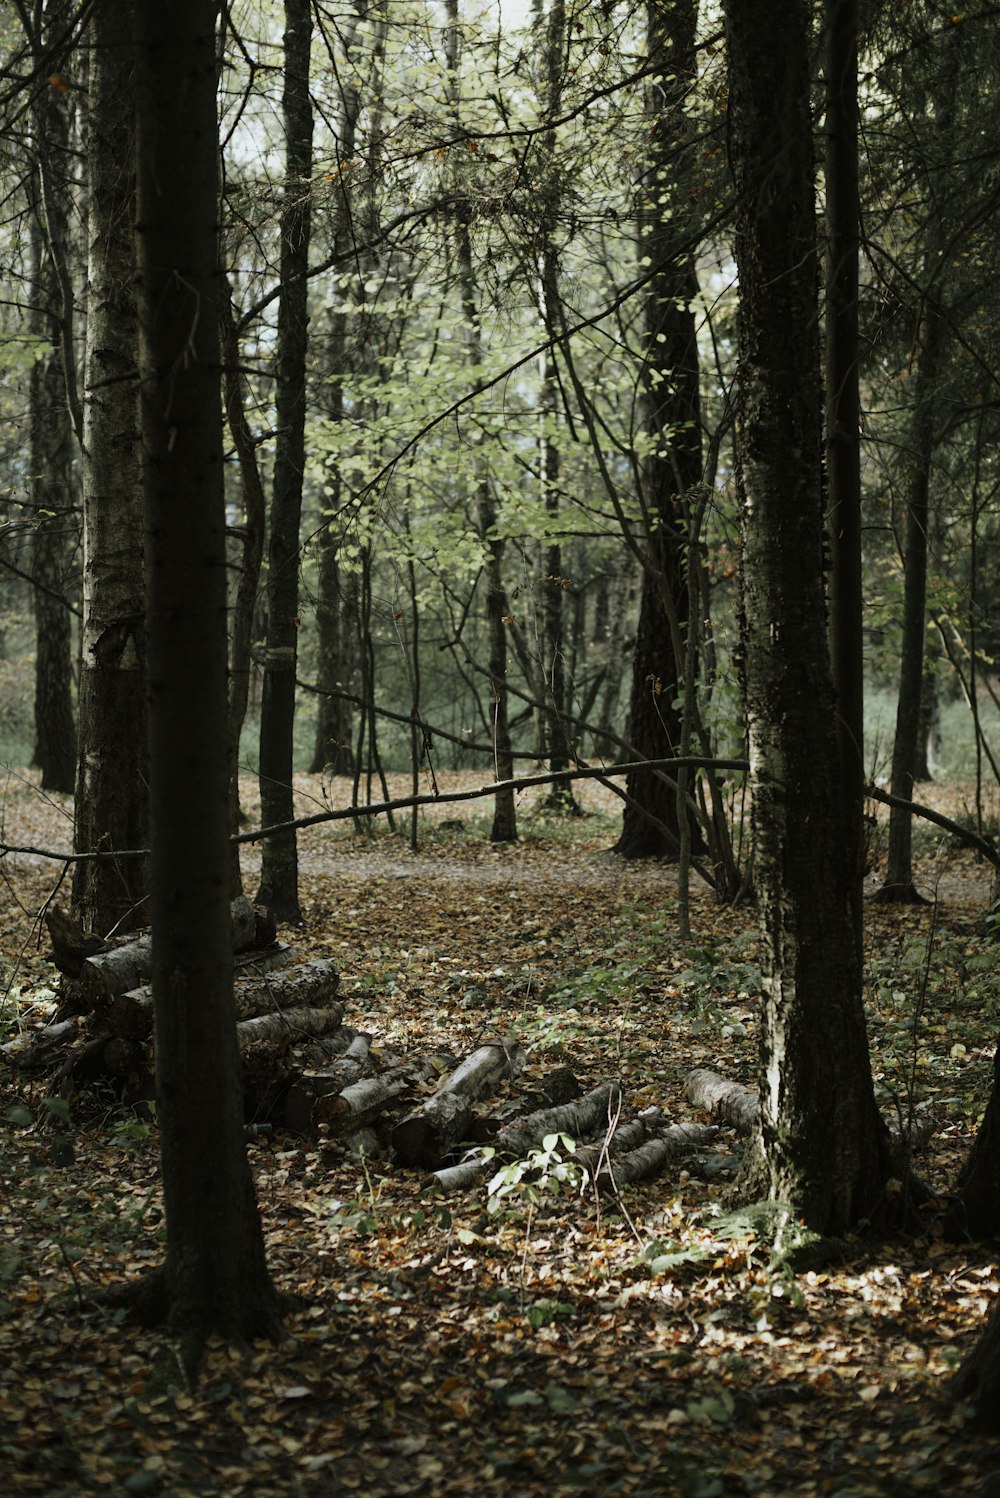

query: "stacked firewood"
xmin=1 ymin=904 xmax=723 ymax=1194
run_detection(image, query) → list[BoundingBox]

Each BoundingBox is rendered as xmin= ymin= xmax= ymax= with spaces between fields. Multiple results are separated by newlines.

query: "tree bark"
xmin=723 ymin=0 xmax=890 ymax=1234
xmin=256 ymin=0 xmax=314 ymax=923
xmin=122 ymin=0 xmax=283 ymax=1371
xmin=28 ymin=77 xmax=77 ymax=793
xmin=824 ymin=0 xmax=864 ymax=960
xmin=875 ymin=30 xmax=961 ymax=903
xmin=73 ymin=0 xmax=148 ymax=936
xmin=616 ymin=0 xmax=703 ymax=861
xmin=445 ymin=0 xmax=516 ymax=844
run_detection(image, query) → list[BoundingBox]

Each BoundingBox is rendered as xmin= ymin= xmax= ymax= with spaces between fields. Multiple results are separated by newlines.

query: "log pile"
xmin=1 ymin=906 xmax=730 ymax=1200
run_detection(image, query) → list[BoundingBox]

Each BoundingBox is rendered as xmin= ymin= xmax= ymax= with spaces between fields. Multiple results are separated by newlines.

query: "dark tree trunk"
xmin=723 ymin=0 xmax=889 ymax=1234
xmin=28 ymin=91 xmax=77 ymax=795
xmin=875 ymin=31 xmax=960 ymax=903
xmin=824 ymin=0 xmax=864 ymax=961
xmin=536 ymin=0 xmax=579 ymax=814
xmin=615 ymin=0 xmax=702 ymax=861
xmin=73 ymin=0 xmax=148 ymax=936
xmin=125 ymin=0 xmax=282 ymax=1373
xmin=955 ymin=1285 xmax=1000 ymax=1431
xmin=309 ymin=14 xmax=364 ymax=779
xmin=257 ymin=0 xmax=313 ymax=923
xmin=947 ymin=1046 xmax=1000 ymax=1242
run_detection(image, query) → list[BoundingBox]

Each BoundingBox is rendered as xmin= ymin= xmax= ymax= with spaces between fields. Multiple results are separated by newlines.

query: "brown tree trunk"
xmin=723 ymin=0 xmax=890 ymax=1234
xmin=73 ymin=0 xmax=148 ymax=936
xmin=119 ymin=0 xmax=282 ymax=1373
xmin=257 ymin=0 xmax=314 ymax=924
xmin=616 ymin=0 xmax=703 ymax=861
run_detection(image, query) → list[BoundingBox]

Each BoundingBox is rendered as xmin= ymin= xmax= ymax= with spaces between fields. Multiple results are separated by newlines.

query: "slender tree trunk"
xmin=615 ymin=0 xmax=702 ymax=860
xmin=535 ymin=0 xmax=579 ymax=813
xmin=28 ymin=61 xmax=76 ymax=793
xmin=73 ymin=0 xmax=148 ymax=936
xmin=875 ymin=29 xmax=960 ymax=902
xmin=220 ymin=296 xmax=267 ymax=893
xmin=875 ymin=311 xmax=942 ymax=900
xmin=446 ymin=0 xmax=515 ymax=843
xmin=723 ymin=0 xmax=889 ymax=1234
xmin=257 ymin=0 xmax=314 ymax=923
xmin=123 ymin=0 xmax=282 ymax=1375
xmin=309 ymin=10 xmax=364 ymax=778
xmin=825 ymin=0 xmax=864 ymax=959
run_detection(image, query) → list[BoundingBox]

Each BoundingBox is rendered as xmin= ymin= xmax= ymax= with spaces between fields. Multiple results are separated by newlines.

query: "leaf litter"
xmin=1 ymin=770 xmax=999 ymax=1494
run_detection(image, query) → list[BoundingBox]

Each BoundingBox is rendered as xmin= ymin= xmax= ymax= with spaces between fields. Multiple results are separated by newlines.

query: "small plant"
xmin=485 ymin=1133 xmax=588 ymax=1217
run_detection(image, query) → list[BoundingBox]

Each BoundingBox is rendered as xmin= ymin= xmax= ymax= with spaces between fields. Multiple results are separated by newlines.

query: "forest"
xmin=3 ymin=0 xmax=1000 ymax=1492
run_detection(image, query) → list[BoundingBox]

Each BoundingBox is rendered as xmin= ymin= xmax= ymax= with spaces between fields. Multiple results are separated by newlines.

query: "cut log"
xmin=586 ymin=1122 xmax=719 ymax=1192
xmin=318 ymin=1056 xmax=451 ymax=1136
xmin=686 ymin=1068 xmax=759 ymax=1134
xmin=428 ymin=1081 xmax=624 ymax=1193
xmin=496 ymin=1080 xmax=622 ymax=1160
xmin=390 ymin=1041 xmax=526 ymax=1168
xmin=1 ymin=1018 xmax=80 ymax=1069
xmin=236 ymin=1003 xmax=344 ymax=1049
xmin=283 ymin=1033 xmax=373 ymax=1135
xmin=44 ymin=905 xmax=106 ymax=977
xmin=103 ymin=957 xmax=340 ymax=1039
xmin=78 ymin=895 xmax=266 ymax=1006
xmin=686 ymin=1067 xmax=935 ymax=1161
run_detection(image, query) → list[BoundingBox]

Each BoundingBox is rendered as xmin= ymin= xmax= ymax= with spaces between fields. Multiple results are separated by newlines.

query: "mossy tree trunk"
xmin=723 ymin=0 xmax=890 ymax=1234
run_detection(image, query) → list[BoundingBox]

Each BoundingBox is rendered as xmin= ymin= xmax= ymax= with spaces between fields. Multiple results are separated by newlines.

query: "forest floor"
xmin=2 ymin=768 xmax=1000 ymax=1496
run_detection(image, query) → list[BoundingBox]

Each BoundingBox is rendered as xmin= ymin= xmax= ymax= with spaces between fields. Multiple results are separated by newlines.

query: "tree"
xmin=256 ymin=0 xmax=314 ymax=923
xmin=120 ymin=0 xmax=282 ymax=1373
xmin=723 ymin=0 xmax=889 ymax=1232
xmin=874 ymin=22 xmax=963 ymax=903
xmin=26 ymin=14 xmax=76 ymax=795
xmin=72 ymin=0 xmax=148 ymax=935
xmin=614 ymin=0 xmax=703 ymax=861
xmin=824 ymin=0 xmax=864 ymax=960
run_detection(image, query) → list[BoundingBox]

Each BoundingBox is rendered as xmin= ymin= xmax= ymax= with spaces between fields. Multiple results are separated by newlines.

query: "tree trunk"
xmin=723 ymin=0 xmax=890 ymax=1234
xmin=955 ymin=1294 xmax=1000 ymax=1432
xmin=120 ymin=0 xmax=282 ymax=1372
xmin=446 ymin=0 xmax=516 ymax=844
xmin=824 ymin=0 xmax=865 ymax=961
xmin=23 ymin=4 xmax=78 ymax=797
xmin=875 ymin=30 xmax=960 ymax=902
xmin=309 ymin=13 xmax=365 ymax=778
xmin=257 ymin=0 xmax=314 ymax=924
xmin=73 ymin=0 xmax=148 ymax=936
xmin=946 ymin=1045 xmax=1000 ymax=1241
xmin=615 ymin=0 xmax=703 ymax=861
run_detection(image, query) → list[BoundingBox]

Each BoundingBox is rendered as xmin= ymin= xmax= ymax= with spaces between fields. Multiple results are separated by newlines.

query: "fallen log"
xmin=318 ymin=1056 xmax=451 ymax=1136
xmin=686 ymin=1066 xmax=935 ymax=1158
xmin=283 ymin=1033 xmax=373 ymax=1135
xmin=428 ymin=1081 xmax=624 ymax=1193
xmin=77 ymin=895 xmax=269 ymax=1006
xmin=390 ymin=1041 xmax=526 ymax=1168
xmin=103 ymin=958 xmax=340 ymax=1040
xmin=587 ymin=1122 xmax=719 ymax=1192
xmin=44 ymin=905 xmax=106 ymax=977
xmin=1 ymin=1018 xmax=80 ymax=1069
xmin=236 ymin=1003 xmax=344 ymax=1049
xmin=496 ymin=1079 xmax=622 ymax=1160
xmin=686 ymin=1069 xmax=759 ymax=1134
